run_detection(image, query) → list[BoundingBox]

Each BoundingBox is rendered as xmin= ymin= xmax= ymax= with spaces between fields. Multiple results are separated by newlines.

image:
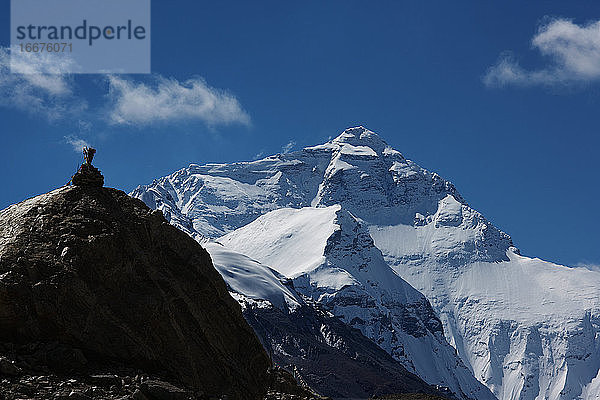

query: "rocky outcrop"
xmin=0 ymin=184 xmax=272 ymax=399
xmin=0 ymin=342 xmax=196 ymax=400
xmin=0 ymin=343 xmax=323 ymax=400
xmin=71 ymin=163 xmax=104 ymax=187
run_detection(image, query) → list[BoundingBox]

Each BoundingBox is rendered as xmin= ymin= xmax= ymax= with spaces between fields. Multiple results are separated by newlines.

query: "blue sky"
xmin=1 ymin=1 xmax=599 ymax=267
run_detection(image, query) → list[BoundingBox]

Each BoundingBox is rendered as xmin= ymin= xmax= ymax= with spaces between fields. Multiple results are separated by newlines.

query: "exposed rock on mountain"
xmin=0 ymin=183 xmax=274 ymax=399
xmin=246 ymin=305 xmax=442 ymax=400
xmin=71 ymin=163 xmax=104 ymax=187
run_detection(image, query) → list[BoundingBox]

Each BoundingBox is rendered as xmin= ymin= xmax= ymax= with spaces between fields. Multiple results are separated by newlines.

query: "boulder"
xmin=0 ymin=185 xmax=271 ymax=399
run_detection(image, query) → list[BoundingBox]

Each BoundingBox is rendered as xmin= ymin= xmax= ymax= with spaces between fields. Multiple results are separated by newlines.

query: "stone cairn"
xmin=70 ymin=147 xmax=104 ymax=187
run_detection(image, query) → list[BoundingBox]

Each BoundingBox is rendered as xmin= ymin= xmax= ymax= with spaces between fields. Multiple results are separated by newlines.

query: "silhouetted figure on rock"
xmin=83 ymin=147 xmax=96 ymax=165
xmin=69 ymin=147 xmax=104 ymax=187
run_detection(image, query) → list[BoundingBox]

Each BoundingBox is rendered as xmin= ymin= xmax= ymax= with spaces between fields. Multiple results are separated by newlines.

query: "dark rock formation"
xmin=0 ymin=343 xmax=323 ymax=400
xmin=71 ymin=163 xmax=104 ymax=187
xmin=372 ymin=395 xmax=450 ymax=400
xmin=0 ymin=345 xmax=195 ymax=400
xmin=0 ymin=185 xmax=272 ymax=398
xmin=243 ymin=304 xmax=449 ymax=400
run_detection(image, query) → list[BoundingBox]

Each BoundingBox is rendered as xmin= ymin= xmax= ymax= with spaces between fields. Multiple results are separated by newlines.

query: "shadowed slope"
xmin=0 ymin=185 xmax=271 ymax=399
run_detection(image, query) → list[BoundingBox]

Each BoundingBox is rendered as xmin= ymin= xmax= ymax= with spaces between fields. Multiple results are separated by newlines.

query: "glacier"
xmin=218 ymin=205 xmax=495 ymax=399
xmin=206 ymin=241 xmax=450 ymax=399
xmin=132 ymin=126 xmax=600 ymax=400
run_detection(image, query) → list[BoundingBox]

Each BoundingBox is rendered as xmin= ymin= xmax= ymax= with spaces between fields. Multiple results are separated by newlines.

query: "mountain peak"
xmin=330 ymin=126 xmax=389 ymax=154
xmin=130 ymin=125 xmax=600 ymax=400
xmin=302 ymin=126 xmax=396 ymax=158
xmin=332 ymin=126 xmax=372 ymax=140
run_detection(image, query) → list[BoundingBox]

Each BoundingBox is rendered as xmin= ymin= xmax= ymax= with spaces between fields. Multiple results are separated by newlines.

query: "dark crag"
xmin=0 ymin=166 xmax=281 ymax=398
xmin=69 ymin=147 xmax=104 ymax=187
xmin=71 ymin=163 xmax=104 ymax=187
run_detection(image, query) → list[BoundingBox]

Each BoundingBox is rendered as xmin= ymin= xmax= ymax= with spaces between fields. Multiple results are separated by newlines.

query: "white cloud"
xmin=65 ymin=135 xmax=91 ymax=153
xmin=107 ymin=75 xmax=250 ymax=126
xmin=0 ymin=46 xmax=251 ymax=132
xmin=0 ymin=46 xmax=86 ymax=119
xmin=574 ymin=262 xmax=600 ymax=272
xmin=281 ymin=140 xmax=296 ymax=154
xmin=484 ymin=18 xmax=600 ymax=87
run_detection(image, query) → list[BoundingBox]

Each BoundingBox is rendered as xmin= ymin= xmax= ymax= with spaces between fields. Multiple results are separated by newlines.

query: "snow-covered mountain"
xmin=371 ymin=203 xmax=600 ymax=400
xmin=132 ymin=126 xmax=600 ymax=400
xmin=205 ymin=241 xmax=447 ymax=399
xmin=217 ymin=205 xmax=494 ymax=399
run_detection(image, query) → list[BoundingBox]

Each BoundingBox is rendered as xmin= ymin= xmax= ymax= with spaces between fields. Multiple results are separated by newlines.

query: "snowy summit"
xmin=132 ymin=127 xmax=600 ymax=400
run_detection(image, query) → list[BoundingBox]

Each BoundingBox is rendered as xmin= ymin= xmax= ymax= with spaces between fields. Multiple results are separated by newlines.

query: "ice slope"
xmin=368 ymin=191 xmax=600 ymax=400
xmin=131 ymin=158 xmax=321 ymax=239
xmin=373 ymin=228 xmax=600 ymax=400
xmin=132 ymin=126 xmax=600 ymax=400
xmin=220 ymin=205 xmax=496 ymax=400
xmin=205 ymin=242 xmax=447 ymax=399
xmin=205 ymin=242 xmax=300 ymax=312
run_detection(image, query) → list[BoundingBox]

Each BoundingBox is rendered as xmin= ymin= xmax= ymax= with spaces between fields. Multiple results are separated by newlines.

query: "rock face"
xmin=0 ymin=185 xmax=271 ymax=399
xmin=245 ymin=304 xmax=443 ymax=400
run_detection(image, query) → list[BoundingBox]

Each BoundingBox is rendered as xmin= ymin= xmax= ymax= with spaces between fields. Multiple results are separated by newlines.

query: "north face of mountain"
xmin=132 ymin=126 xmax=600 ymax=400
xmin=131 ymin=127 xmax=512 ymax=263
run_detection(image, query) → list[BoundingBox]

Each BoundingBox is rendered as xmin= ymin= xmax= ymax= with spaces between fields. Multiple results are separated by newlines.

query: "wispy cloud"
xmin=64 ymin=118 xmax=94 ymax=153
xmin=281 ymin=140 xmax=296 ymax=154
xmin=574 ymin=262 xmax=600 ymax=272
xmin=64 ymin=135 xmax=90 ymax=153
xmin=484 ymin=18 xmax=600 ymax=87
xmin=0 ymin=46 xmax=86 ymax=119
xmin=0 ymin=46 xmax=251 ymax=135
xmin=107 ymin=75 xmax=251 ymax=127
